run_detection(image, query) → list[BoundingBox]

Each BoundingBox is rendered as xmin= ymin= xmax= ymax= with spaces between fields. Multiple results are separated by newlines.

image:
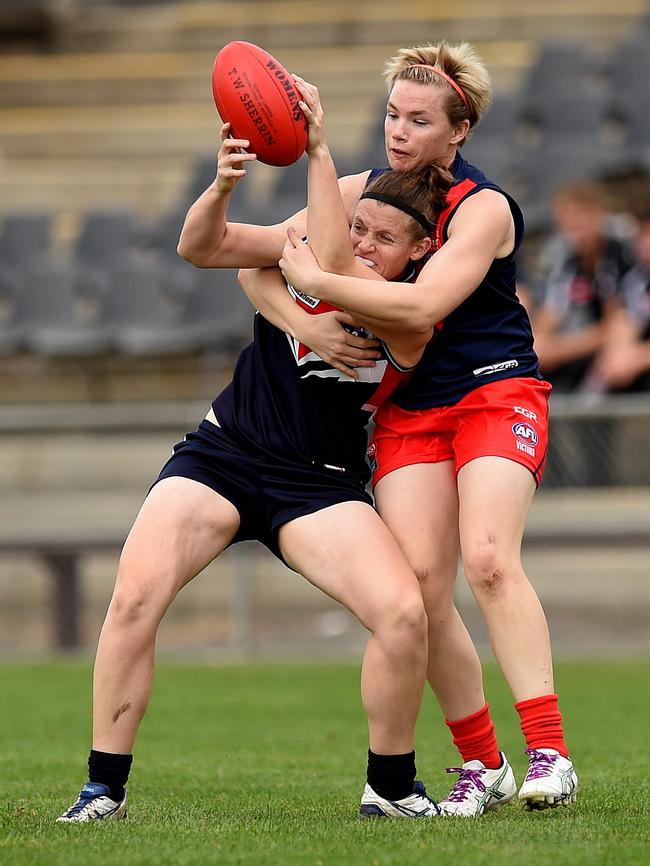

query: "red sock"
xmin=515 ymin=693 xmax=569 ymax=757
xmin=445 ymin=703 xmax=501 ymax=769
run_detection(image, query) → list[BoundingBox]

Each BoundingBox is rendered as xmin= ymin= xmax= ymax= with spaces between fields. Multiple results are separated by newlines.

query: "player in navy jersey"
xmin=178 ymin=42 xmax=578 ymax=817
xmin=57 ymin=84 xmax=453 ymax=823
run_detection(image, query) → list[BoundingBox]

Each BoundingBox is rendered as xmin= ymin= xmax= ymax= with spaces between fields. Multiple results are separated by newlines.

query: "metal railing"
xmin=545 ymin=394 xmax=650 ymax=487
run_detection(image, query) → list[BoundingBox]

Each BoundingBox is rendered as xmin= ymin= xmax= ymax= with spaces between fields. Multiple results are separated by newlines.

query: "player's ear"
xmin=451 ymin=118 xmax=470 ymax=145
xmin=409 ymin=236 xmax=432 ymax=261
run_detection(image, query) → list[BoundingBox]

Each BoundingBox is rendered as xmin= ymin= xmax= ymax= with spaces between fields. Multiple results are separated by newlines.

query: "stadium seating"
xmin=521 ymin=42 xmax=601 ymax=101
xmin=607 ymin=32 xmax=650 ymax=102
xmin=167 ymin=266 xmax=254 ymax=352
xmin=0 ymin=0 xmax=649 ymax=377
xmin=0 ymin=213 xmax=51 ymax=268
xmin=0 ymin=266 xmax=24 ymax=354
xmin=9 ymin=262 xmax=109 ymax=356
xmin=102 ymin=260 xmax=252 ymax=355
xmin=74 ymin=210 xmax=136 ymax=268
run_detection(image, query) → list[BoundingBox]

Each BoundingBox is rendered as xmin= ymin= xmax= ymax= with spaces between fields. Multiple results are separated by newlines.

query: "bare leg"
xmin=279 ymin=501 xmax=428 ymax=754
xmin=458 ymin=456 xmax=554 ymax=701
xmin=92 ymin=477 xmax=240 ymax=753
xmin=375 ymin=463 xmax=486 ymax=720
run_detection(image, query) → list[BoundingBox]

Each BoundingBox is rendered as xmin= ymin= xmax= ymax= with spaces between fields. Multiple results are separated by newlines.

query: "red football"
xmin=212 ymin=41 xmax=308 ymax=167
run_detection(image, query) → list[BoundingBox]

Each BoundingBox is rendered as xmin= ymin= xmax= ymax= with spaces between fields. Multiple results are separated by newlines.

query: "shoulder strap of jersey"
xmin=434 ymin=179 xmax=525 ymax=256
xmin=433 ymin=178 xmax=478 ymax=251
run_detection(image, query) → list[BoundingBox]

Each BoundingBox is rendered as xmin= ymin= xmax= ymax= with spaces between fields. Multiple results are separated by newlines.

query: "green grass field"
xmin=1 ymin=660 xmax=648 ymax=866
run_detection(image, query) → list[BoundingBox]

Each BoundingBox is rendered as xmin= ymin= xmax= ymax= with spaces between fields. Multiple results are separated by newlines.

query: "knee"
xmin=379 ymin=592 xmax=428 ymax=647
xmin=108 ymin=568 xmax=164 ymax=628
xmin=462 ymin=541 xmax=511 ymax=599
xmin=413 ymin=563 xmax=457 ymax=624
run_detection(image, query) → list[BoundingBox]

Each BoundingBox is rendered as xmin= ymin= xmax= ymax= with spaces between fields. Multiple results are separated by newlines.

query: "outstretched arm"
xmin=295 ymin=76 xmax=363 ymax=275
xmin=235 ymin=76 xmax=385 ymax=376
xmin=292 ymin=77 xmax=430 ymax=363
xmin=177 ymin=121 xmax=369 ymax=269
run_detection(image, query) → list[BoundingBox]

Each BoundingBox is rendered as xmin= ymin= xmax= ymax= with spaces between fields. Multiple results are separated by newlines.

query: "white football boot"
xmin=518 ymin=748 xmax=579 ymax=810
xmin=439 ymin=752 xmax=517 ymax=817
xmin=56 ymin=782 xmax=127 ymax=822
xmin=359 ymin=780 xmax=441 ymax=817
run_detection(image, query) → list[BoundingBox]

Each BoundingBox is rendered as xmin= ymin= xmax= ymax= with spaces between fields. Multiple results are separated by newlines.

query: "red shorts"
xmin=370 ymin=377 xmax=552 ymax=487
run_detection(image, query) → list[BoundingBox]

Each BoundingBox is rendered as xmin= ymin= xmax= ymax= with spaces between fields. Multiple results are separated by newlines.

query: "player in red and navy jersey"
xmin=176 ymin=43 xmax=579 ymax=816
xmin=278 ymin=49 xmax=577 ymax=815
xmin=57 ymin=85 xmax=453 ymax=822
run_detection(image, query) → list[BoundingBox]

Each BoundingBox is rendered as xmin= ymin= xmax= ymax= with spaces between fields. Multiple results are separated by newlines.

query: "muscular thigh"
xmin=278 ymin=500 xmax=422 ymax=631
xmin=374 ymin=463 xmax=460 ymax=598
xmin=457 ymin=456 xmax=535 ymax=562
xmin=117 ymin=477 xmax=240 ymax=603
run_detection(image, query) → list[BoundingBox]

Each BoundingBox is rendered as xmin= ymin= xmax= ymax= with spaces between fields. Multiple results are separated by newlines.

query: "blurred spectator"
xmin=596 ymin=208 xmax=650 ymax=392
xmin=531 ymin=180 xmax=636 ymax=394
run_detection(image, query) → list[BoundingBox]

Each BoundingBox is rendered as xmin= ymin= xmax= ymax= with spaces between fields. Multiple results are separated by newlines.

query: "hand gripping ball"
xmin=212 ymin=41 xmax=308 ymax=166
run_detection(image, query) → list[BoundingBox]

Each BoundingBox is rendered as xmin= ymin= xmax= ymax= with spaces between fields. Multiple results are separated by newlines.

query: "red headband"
xmin=407 ymin=64 xmax=470 ymax=110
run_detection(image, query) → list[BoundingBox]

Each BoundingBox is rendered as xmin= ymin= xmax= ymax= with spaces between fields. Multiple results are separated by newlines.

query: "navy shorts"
xmin=153 ymin=419 xmax=373 ymax=560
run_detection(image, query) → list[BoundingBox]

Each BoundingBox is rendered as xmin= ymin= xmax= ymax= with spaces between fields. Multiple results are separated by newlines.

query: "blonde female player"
xmin=57 ymin=87 xmax=454 ymax=822
xmin=177 ymin=41 xmax=579 ymax=817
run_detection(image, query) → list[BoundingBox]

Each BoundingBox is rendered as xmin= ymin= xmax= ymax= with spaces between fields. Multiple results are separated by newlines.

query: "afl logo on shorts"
xmin=512 ymin=422 xmax=538 ymax=457
xmin=512 ymin=422 xmax=538 ymax=446
xmin=367 ymin=442 xmax=378 ymax=473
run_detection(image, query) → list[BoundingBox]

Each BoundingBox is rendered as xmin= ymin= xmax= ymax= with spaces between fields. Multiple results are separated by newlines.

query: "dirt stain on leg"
xmin=112 ymin=701 xmax=132 ymax=724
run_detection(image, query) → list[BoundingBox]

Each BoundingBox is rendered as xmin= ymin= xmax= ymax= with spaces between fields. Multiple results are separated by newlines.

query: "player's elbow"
xmin=177 ymin=239 xmax=209 ymax=268
xmin=177 ymin=225 xmax=224 ymax=268
xmin=176 ymin=241 xmax=193 ymax=263
xmin=177 ymin=235 xmax=200 ymax=265
xmin=321 ymin=253 xmax=356 ymax=276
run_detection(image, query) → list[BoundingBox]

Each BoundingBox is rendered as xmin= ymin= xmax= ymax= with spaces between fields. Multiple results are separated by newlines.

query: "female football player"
xmin=57 ymin=90 xmax=453 ymax=822
xmin=177 ymin=41 xmax=579 ymax=817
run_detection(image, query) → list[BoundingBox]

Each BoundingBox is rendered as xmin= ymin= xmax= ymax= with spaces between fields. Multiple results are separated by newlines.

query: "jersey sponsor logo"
xmin=473 ymin=360 xmax=519 ymax=377
xmin=513 ymin=405 xmax=538 ymax=422
xmin=512 ymin=422 xmax=538 ymax=456
xmin=287 ymin=282 xmax=320 ymax=309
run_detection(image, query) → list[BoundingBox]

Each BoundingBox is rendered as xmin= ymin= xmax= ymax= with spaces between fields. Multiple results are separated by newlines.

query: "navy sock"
xmin=367 ymin=750 xmax=416 ymax=801
xmin=88 ymin=749 xmax=133 ymax=802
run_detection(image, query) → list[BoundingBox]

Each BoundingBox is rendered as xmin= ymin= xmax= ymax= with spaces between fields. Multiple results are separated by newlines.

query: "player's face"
xmin=350 ymin=199 xmax=429 ymax=278
xmin=384 ymin=80 xmax=464 ymax=171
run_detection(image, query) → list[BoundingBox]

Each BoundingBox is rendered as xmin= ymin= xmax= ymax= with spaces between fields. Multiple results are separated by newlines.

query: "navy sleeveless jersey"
xmin=374 ymin=153 xmax=541 ymax=410
xmin=212 ymin=272 xmax=415 ymax=482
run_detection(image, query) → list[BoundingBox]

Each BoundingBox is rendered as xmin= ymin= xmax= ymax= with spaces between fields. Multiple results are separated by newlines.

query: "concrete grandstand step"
xmin=0 ymin=42 xmax=532 ymax=108
xmin=0 ymin=36 xmax=534 ymax=215
xmin=2 ymin=1 xmax=646 ymax=221
xmin=0 ymin=157 xmax=189 ymax=217
xmin=0 ymin=485 xmax=647 ymax=552
xmin=0 ymin=49 xmax=380 ymax=107
xmin=0 ymin=101 xmax=375 ymax=154
xmin=526 ymin=488 xmax=650 ymax=546
xmin=53 ymin=0 xmax=646 ymax=58
xmin=172 ymin=0 xmax=647 ymax=49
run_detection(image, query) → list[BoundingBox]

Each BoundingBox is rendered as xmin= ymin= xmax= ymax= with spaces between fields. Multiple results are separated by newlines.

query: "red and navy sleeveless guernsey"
xmin=373 ymin=153 xmax=541 ymax=410
xmin=212 ymin=267 xmax=416 ymax=483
